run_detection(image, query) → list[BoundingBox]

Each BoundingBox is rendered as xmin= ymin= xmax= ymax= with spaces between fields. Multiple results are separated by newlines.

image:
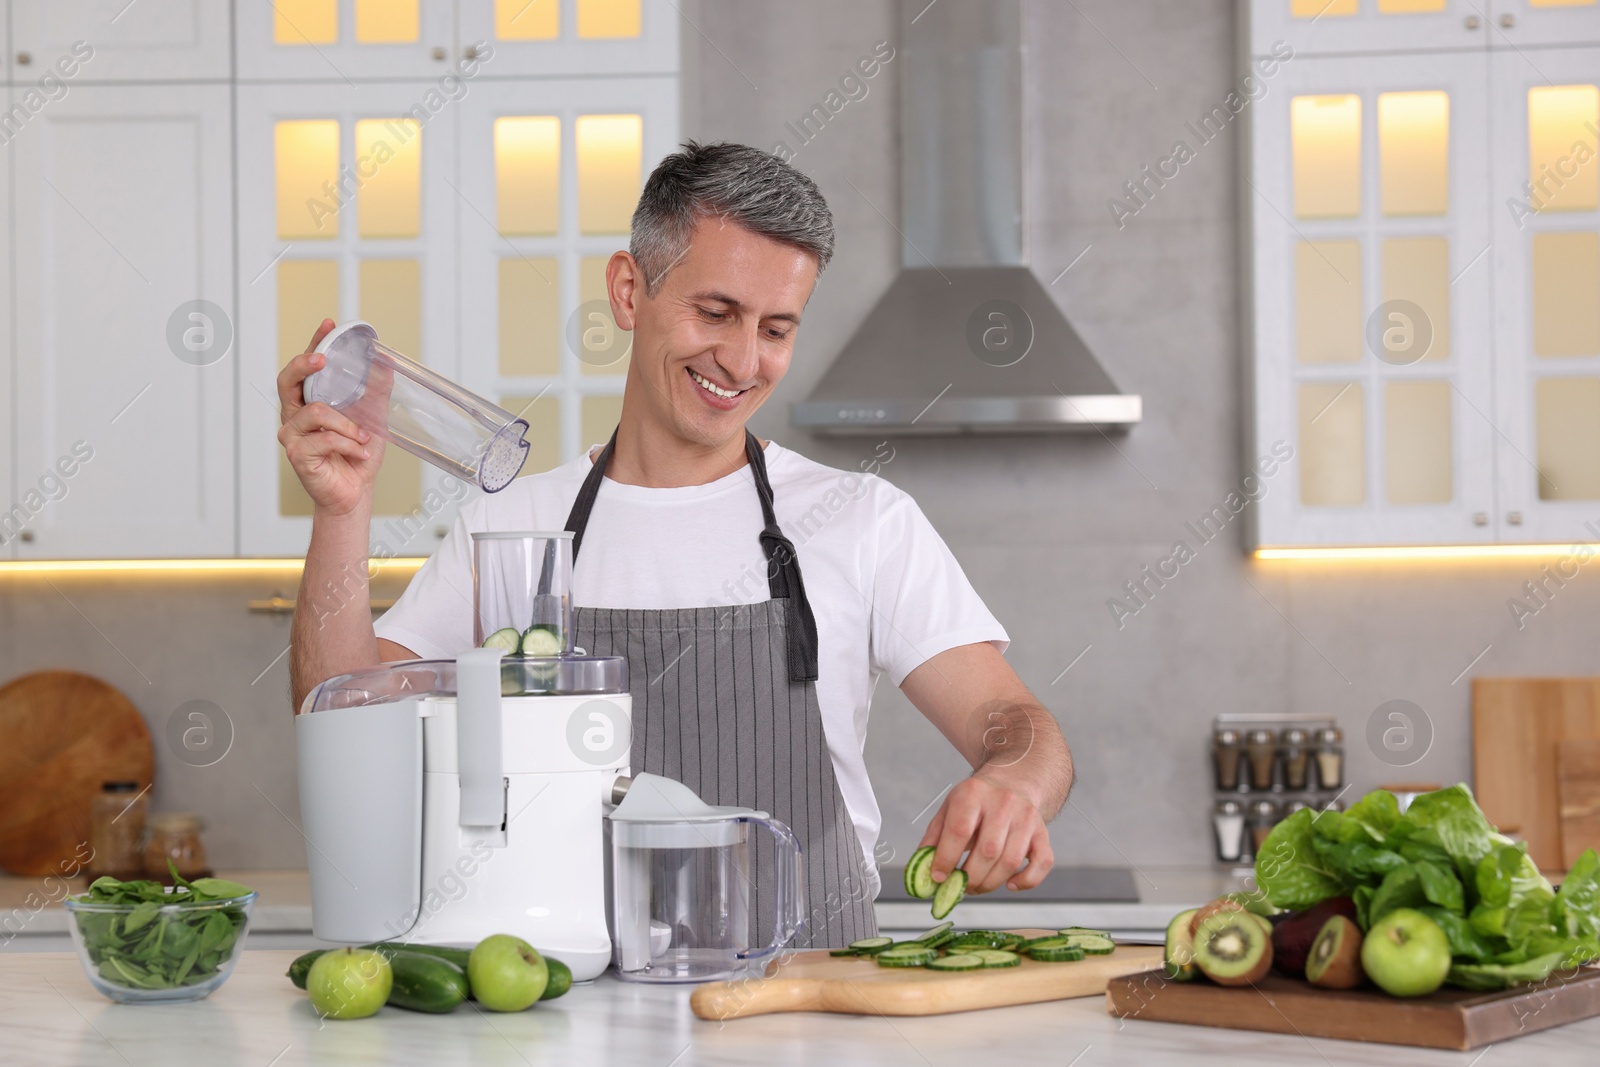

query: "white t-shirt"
xmin=375 ymin=441 xmax=1008 ymax=887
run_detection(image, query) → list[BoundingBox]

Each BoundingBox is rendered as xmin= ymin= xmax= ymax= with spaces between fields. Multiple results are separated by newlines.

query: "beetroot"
xmin=1271 ymin=896 xmax=1358 ymax=978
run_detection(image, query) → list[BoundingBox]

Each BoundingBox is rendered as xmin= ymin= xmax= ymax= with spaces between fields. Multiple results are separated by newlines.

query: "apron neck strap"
xmin=562 ymin=427 xmax=820 ymax=683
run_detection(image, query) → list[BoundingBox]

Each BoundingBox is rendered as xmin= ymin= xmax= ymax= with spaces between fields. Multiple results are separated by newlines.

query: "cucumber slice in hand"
xmin=930 ymin=869 xmax=967 ymax=920
xmin=483 ymin=627 xmax=522 ymax=653
xmin=904 ymin=846 xmax=937 ymax=900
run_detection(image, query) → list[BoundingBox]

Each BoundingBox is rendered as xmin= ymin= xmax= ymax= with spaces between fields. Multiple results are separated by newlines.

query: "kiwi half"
xmin=1193 ymin=910 xmax=1273 ymax=986
xmin=1164 ymin=908 xmax=1200 ymax=981
xmin=1305 ymin=915 xmax=1364 ymax=990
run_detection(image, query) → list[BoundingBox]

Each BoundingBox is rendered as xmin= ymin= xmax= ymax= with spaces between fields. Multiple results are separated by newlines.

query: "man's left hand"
xmin=918 ymin=775 xmax=1053 ymax=894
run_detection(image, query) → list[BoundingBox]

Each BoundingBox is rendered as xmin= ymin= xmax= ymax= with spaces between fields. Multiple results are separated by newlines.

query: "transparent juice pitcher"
xmin=609 ymin=774 xmax=805 ymax=983
xmin=305 ymin=320 xmax=530 ymax=493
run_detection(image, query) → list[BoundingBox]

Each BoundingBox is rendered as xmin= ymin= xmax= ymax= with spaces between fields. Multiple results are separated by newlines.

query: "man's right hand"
xmin=277 ymin=319 xmax=382 ymax=517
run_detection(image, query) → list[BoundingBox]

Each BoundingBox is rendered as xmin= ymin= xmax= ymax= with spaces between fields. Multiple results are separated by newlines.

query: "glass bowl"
xmin=62 ymin=890 xmax=257 ymax=1003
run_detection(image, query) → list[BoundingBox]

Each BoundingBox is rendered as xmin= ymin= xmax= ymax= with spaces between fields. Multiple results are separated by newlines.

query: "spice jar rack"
xmin=1210 ymin=713 xmax=1345 ymax=869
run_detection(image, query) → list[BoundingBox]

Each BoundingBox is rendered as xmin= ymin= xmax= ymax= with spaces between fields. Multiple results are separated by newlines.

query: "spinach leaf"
xmin=1447 ymin=951 xmax=1571 ymax=992
xmin=68 ymin=873 xmax=254 ymax=991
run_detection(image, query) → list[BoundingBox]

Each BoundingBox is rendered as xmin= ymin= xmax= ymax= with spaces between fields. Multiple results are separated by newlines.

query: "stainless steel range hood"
xmin=792 ymin=0 xmax=1141 ymax=435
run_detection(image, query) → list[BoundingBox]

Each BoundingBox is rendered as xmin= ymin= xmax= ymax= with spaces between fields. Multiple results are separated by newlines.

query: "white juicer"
xmin=295 ymin=532 xmax=807 ymax=983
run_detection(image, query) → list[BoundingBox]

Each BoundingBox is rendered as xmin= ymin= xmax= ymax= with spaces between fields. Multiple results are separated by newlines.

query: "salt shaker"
xmin=1213 ymin=799 xmax=1247 ymax=863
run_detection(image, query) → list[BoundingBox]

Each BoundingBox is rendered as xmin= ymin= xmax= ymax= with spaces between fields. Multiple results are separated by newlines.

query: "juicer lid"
xmin=304 ymin=320 xmax=378 ymax=409
xmin=609 ymin=772 xmax=769 ymax=824
xmin=299 ymin=654 xmax=629 ymax=714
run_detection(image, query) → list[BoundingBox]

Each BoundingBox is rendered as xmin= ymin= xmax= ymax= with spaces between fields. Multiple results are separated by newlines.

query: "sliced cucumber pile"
xmin=480 ymin=624 xmax=564 ymax=656
xmin=825 ymin=927 xmax=1117 ymax=970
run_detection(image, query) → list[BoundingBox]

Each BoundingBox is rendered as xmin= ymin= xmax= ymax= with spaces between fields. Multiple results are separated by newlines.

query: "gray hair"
xmin=629 ymin=141 xmax=835 ymax=294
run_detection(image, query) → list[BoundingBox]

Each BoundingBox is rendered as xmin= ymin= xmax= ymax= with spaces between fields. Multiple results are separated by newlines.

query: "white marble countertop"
xmin=3 ymin=866 xmax=1250 ymax=943
xmin=6 ymin=949 xmax=1600 ymax=1066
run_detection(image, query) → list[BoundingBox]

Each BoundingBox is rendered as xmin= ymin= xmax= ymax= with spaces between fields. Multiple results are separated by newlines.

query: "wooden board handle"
xmin=691 ymin=977 xmax=822 ymax=1020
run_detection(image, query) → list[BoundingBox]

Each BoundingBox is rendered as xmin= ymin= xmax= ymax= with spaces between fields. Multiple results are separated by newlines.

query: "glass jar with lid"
xmin=142 ymin=813 xmax=211 ymax=882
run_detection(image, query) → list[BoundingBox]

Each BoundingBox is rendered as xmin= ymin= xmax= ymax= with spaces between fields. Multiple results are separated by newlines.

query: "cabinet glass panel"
xmin=1382 ymin=236 xmax=1451 ymax=361
xmin=578 ymin=0 xmax=642 ymax=38
xmin=356 ymin=0 xmax=420 ymax=43
xmin=1379 ymin=91 xmax=1449 ymax=216
xmin=1299 ymin=382 xmax=1366 ymax=505
xmin=355 ymin=118 xmax=422 ymax=239
xmin=1385 ymin=380 xmax=1453 ymax=503
xmin=1293 ymin=95 xmax=1362 ymax=218
xmin=1292 ymin=0 xmax=1357 ymax=15
xmin=496 ymin=0 xmax=560 ymax=40
xmin=1528 ymin=86 xmax=1600 ymax=213
xmin=1535 ymin=377 xmax=1600 ymax=500
xmin=278 ymin=260 xmax=340 ymax=517
xmin=577 ymin=114 xmax=643 ymax=233
xmin=579 ymin=255 xmax=631 ymax=376
xmin=1296 ymin=240 xmax=1363 ymax=364
xmin=1532 ymin=231 xmax=1600 ymax=357
xmin=500 ymin=394 xmax=561 ymax=474
xmin=360 ymin=259 xmax=425 ymax=513
xmin=1378 ymin=0 xmax=1446 ymax=11
xmin=582 ymin=394 xmax=626 ymax=447
xmin=495 ymin=117 xmax=560 ymax=235
xmin=498 ymin=257 xmax=560 ymax=376
xmin=276 ymin=120 xmax=341 ymax=240
xmin=275 ymin=0 xmax=339 ymax=44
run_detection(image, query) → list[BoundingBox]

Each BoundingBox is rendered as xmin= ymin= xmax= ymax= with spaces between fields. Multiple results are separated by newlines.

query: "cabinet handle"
xmin=463 ymin=44 xmax=481 ymax=60
xmin=1507 ymin=511 xmax=1524 ymax=526
xmin=19 ymin=529 xmax=34 ymax=543
xmin=1499 ymin=13 xmax=1515 ymax=29
xmin=434 ymin=526 xmax=448 ymax=539
xmin=1473 ymin=512 xmax=1488 ymax=527
xmin=431 ymin=46 xmax=447 ymax=61
xmin=1464 ymin=15 xmax=1480 ymax=30
xmin=247 ymin=595 xmax=396 ymax=615
xmin=15 ymin=51 xmax=30 ymax=65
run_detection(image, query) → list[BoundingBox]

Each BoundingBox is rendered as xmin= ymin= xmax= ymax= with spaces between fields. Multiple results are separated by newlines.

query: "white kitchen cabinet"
xmin=1247 ymin=0 xmax=1488 ymax=57
xmin=11 ymin=0 xmax=232 ymax=82
xmin=456 ymin=0 xmax=679 ymax=77
xmin=1490 ymin=46 xmax=1600 ymax=543
xmin=11 ymin=83 xmax=236 ymax=558
xmin=236 ymin=0 xmax=458 ymax=82
xmin=236 ymin=80 xmax=464 ymax=558
xmin=455 ymin=77 xmax=677 ymax=471
xmin=1489 ymin=0 xmax=1600 ymax=47
xmin=1250 ymin=52 xmax=1497 ymax=547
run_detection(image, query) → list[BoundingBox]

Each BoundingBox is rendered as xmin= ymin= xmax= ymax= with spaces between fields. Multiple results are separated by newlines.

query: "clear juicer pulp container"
xmin=305 ymin=320 xmax=530 ymax=493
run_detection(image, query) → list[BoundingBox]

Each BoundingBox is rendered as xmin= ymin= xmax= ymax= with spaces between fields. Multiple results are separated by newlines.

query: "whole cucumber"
xmin=287 ymin=949 xmax=326 ymax=990
xmin=540 ymin=956 xmax=572 ymax=1001
xmin=385 ymin=952 xmax=470 ymax=1014
xmin=363 ymin=941 xmax=473 ymax=971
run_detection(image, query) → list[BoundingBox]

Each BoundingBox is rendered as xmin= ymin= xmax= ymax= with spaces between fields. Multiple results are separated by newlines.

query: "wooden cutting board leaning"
xmin=1559 ymin=738 xmax=1600 ymax=870
xmin=1471 ymin=677 xmax=1600 ymax=871
xmin=0 ymin=671 xmax=153 ymax=876
xmin=1106 ymin=965 xmax=1600 ymax=1051
xmin=690 ymin=931 xmax=1162 ymax=1020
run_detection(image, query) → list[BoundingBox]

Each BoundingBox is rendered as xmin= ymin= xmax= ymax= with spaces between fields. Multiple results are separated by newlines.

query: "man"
xmin=279 ymin=142 xmax=1073 ymax=948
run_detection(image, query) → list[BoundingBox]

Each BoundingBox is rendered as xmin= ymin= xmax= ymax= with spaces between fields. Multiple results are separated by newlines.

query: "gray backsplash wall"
xmin=2 ymin=1 xmax=1596 ymax=873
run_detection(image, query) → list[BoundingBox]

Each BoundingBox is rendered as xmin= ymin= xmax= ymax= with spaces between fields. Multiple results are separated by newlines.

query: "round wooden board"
xmin=0 ymin=671 xmax=154 ymax=876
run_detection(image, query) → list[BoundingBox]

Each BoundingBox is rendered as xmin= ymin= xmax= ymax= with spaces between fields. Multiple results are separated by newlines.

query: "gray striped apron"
xmin=565 ymin=430 xmax=877 ymax=950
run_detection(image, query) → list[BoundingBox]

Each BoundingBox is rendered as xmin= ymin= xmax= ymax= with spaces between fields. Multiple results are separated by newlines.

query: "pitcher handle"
xmin=737 ymin=815 xmax=805 ymax=960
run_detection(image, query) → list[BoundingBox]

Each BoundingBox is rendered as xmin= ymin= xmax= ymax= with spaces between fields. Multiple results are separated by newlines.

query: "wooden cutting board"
xmin=0 ymin=671 xmax=153 ymax=876
xmin=690 ymin=932 xmax=1162 ymax=1020
xmin=1106 ymin=967 xmax=1600 ymax=1051
xmin=1472 ymin=677 xmax=1600 ymax=871
xmin=1559 ymin=738 xmax=1600 ymax=870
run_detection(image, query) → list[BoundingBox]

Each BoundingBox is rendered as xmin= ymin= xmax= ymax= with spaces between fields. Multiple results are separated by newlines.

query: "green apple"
xmin=468 ymin=934 xmax=548 ymax=1012
xmin=1360 ymin=908 xmax=1451 ymax=998
xmin=307 ymin=947 xmax=392 ymax=1020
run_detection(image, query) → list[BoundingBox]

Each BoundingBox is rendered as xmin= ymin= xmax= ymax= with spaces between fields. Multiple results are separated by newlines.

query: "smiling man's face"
xmin=610 ymin=215 xmax=819 ymax=451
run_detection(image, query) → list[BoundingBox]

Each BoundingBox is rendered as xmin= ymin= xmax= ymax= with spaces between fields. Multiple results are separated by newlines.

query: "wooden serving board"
xmin=1559 ymin=738 xmax=1600 ymax=870
xmin=690 ymin=931 xmax=1162 ymax=1020
xmin=0 ymin=671 xmax=153 ymax=876
xmin=1472 ymin=677 xmax=1600 ymax=871
xmin=1106 ymin=967 xmax=1600 ymax=1051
